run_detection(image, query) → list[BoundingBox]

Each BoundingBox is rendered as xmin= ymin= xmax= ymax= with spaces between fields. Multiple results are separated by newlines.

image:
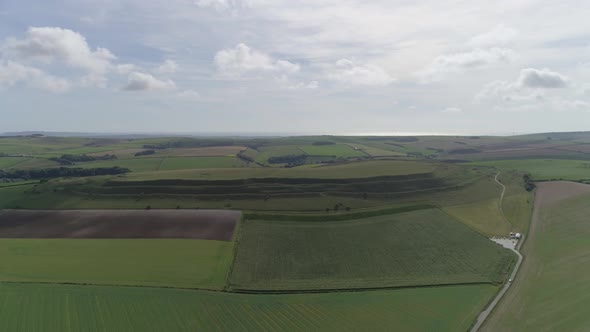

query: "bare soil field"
xmin=552 ymin=144 xmax=590 ymax=154
xmin=0 ymin=209 xmax=240 ymax=240
xmin=534 ymin=181 xmax=590 ymax=206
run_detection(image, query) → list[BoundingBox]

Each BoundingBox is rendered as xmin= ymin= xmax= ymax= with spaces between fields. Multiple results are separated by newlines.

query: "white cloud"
xmin=123 ymin=72 xmax=175 ymax=91
xmin=3 ymin=27 xmax=116 ymax=74
xmin=328 ymin=58 xmax=395 ymax=86
xmin=474 ymin=67 xmax=584 ymax=113
xmin=0 ymin=61 xmax=69 ymax=93
xmin=115 ymin=64 xmax=137 ymax=75
xmin=517 ymin=68 xmax=568 ymax=88
xmin=442 ymin=107 xmax=462 ymax=113
xmin=195 ymin=0 xmax=232 ymax=11
xmin=177 ymin=89 xmax=201 ymax=99
xmin=214 ymin=43 xmax=300 ymax=77
xmin=288 ymin=80 xmax=319 ymax=89
xmin=420 ymin=48 xmax=515 ymax=82
xmin=475 ymin=68 xmax=569 ymax=103
xmin=155 ymin=60 xmax=178 ymax=74
xmin=469 ymin=24 xmax=518 ymax=48
xmin=80 ymin=73 xmax=108 ymax=88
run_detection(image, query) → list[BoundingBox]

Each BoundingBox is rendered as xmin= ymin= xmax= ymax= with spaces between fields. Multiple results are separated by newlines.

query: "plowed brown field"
xmin=0 ymin=209 xmax=240 ymax=240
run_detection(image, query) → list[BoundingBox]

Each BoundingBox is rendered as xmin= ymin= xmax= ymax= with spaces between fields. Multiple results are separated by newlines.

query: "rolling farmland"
xmin=0 ymin=239 xmax=234 ymax=290
xmin=3 ymin=133 xmax=587 ymax=330
xmin=0 ymin=283 xmax=497 ymax=332
xmin=298 ymin=144 xmax=366 ymax=157
xmin=229 ymin=209 xmax=515 ymax=291
xmin=158 ymin=156 xmax=248 ymax=170
xmin=482 ymin=182 xmax=590 ymax=331
xmin=470 ymin=159 xmax=590 ymax=181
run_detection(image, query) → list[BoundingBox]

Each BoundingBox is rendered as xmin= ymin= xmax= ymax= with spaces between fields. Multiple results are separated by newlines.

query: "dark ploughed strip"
xmin=0 ymin=210 xmax=240 ymax=241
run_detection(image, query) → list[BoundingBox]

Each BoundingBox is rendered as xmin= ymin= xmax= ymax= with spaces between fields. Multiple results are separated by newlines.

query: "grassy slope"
xmin=0 ymin=239 xmax=233 ymax=290
xmin=229 ymin=209 xmax=515 ymax=291
xmin=345 ymin=143 xmax=405 ymax=156
xmin=254 ymin=145 xmax=304 ymax=163
xmin=443 ymin=168 xmax=532 ymax=235
xmin=298 ymin=144 xmax=366 ymax=157
xmin=0 ymin=157 xmax=30 ymax=168
xmin=483 ymin=190 xmax=590 ymax=331
xmin=471 ymin=159 xmax=590 ymax=180
xmin=443 ymin=198 xmax=510 ymax=236
xmin=159 ymin=156 xmax=247 ymax=170
xmin=76 ymin=158 xmax=163 ymax=172
xmin=120 ymin=160 xmax=437 ymax=180
xmin=0 ymin=283 xmax=497 ymax=332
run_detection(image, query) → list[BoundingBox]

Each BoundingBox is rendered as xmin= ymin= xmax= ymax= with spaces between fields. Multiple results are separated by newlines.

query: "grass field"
xmin=9 ymin=157 xmax=59 ymax=169
xmin=0 ymin=239 xmax=233 ymax=289
xmin=471 ymin=159 xmax=590 ymax=180
xmin=77 ymin=158 xmax=163 ymax=172
xmin=483 ymin=183 xmax=590 ymax=331
xmin=345 ymin=143 xmax=405 ymax=157
xmin=0 ymin=157 xmax=30 ymax=169
xmin=444 ymin=198 xmax=511 ymax=236
xmin=121 ymin=160 xmax=438 ymax=180
xmin=254 ymin=145 xmax=304 ymax=164
xmin=158 ymin=157 xmax=247 ymax=170
xmin=298 ymin=144 xmax=366 ymax=157
xmin=0 ymin=282 xmax=497 ymax=332
xmin=229 ymin=208 xmax=515 ymax=291
xmin=502 ymin=193 xmax=533 ymax=233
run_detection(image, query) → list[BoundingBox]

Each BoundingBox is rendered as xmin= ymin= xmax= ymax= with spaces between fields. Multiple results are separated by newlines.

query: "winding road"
xmin=469 ymin=171 xmax=524 ymax=332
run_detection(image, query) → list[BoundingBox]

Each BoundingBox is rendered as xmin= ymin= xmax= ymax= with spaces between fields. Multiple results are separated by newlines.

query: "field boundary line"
xmin=227 ymin=281 xmax=496 ymax=295
xmin=0 ymin=279 xmax=496 ymax=296
xmin=224 ymin=215 xmax=245 ymax=291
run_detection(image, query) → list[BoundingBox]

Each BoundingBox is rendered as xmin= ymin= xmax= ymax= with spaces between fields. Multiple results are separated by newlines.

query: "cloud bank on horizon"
xmin=1 ymin=0 xmax=589 ymax=134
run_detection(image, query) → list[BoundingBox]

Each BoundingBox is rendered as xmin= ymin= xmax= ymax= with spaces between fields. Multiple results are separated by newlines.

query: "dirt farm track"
xmin=0 ymin=209 xmax=240 ymax=241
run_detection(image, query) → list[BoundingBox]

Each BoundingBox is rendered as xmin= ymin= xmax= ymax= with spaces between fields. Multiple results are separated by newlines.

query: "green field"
xmin=254 ymin=145 xmax=304 ymax=164
xmin=471 ymin=159 xmax=590 ymax=180
xmin=444 ymin=198 xmax=510 ymax=236
xmin=0 ymin=239 xmax=233 ymax=290
xmin=0 ymin=283 xmax=497 ymax=332
xmin=298 ymin=144 xmax=366 ymax=157
xmin=483 ymin=188 xmax=590 ymax=331
xmin=0 ymin=157 xmax=30 ymax=169
xmin=229 ymin=209 xmax=515 ymax=291
xmin=345 ymin=143 xmax=405 ymax=157
xmin=77 ymin=158 xmax=163 ymax=172
xmin=5 ymin=134 xmax=581 ymax=330
xmin=159 ymin=156 xmax=247 ymax=170
xmin=121 ymin=159 xmax=438 ymax=180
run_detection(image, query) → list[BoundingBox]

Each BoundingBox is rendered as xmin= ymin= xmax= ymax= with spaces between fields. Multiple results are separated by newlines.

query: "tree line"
xmin=0 ymin=167 xmax=130 ymax=180
xmin=50 ymin=154 xmax=117 ymax=165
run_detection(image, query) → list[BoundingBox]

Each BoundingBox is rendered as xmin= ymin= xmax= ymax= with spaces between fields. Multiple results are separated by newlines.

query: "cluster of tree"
xmin=134 ymin=149 xmax=156 ymax=157
xmin=447 ymin=148 xmax=482 ymax=154
xmin=326 ymin=202 xmax=351 ymax=212
xmin=237 ymin=150 xmax=254 ymax=163
xmin=523 ymin=174 xmax=536 ymax=192
xmin=267 ymin=154 xmax=307 ymax=167
xmin=50 ymin=154 xmax=117 ymax=165
xmin=143 ymin=139 xmax=235 ymax=149
xmin=0 ymin=166 xmax=130 ymax=180
xmin=312 ymin=141 xmax=335 ymax=145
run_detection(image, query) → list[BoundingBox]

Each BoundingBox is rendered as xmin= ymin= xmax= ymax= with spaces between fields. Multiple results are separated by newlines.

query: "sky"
xmin=1 ymin=0 xmax=590 ymax=135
